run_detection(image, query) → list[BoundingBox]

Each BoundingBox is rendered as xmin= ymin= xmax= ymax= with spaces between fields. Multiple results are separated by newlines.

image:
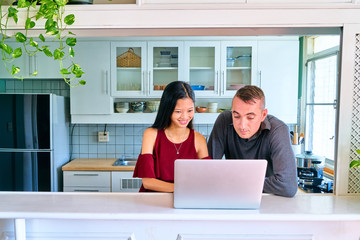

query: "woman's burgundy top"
xmin=133 ymin=128 xmax=209 ymax=192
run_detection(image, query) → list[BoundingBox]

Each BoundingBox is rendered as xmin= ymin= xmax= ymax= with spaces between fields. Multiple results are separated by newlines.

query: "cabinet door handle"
xmin=105 ymin=70 xmax=109 ymax=95
xmin=215 ymin=71 xmax=219 ymax=95
xmin=142 ymin=71 xmax=146 ymax=95
xmin=148 ymin=71 xmax=151 ymax=94
xmin=259 ymin=71 xmax=262 ymax=88
xmin=73 ymin=174 xmax=99 ymax=177
xmin=221 ymin=71 xmax=225 ymax=95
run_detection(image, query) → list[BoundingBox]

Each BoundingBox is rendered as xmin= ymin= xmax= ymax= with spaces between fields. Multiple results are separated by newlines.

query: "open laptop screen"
xmin=174 ymin=159 xmax=267 ymax=209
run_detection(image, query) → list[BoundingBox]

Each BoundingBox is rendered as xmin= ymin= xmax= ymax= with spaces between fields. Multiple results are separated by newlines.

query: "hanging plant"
xmin=350 ymin=149 xmax=360 ymax=168
xmin=0 ymin=0 xmax=86 ymax=87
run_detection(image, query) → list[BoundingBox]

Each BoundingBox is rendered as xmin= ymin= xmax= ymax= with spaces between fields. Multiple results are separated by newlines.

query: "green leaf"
xmin=12 ymin=48 xmax=22 ymax=58
xmin=1 ymin=43 xmax=13 ymax=55
xmin=71 ymin=63 xmax=85 ymax=78
xmin=350 ymin=160 xmax=360 ymax=168
xmin=46 ymin=27 xmax=59 ymax=36
xmin=25 ymin=18 xmax=36 ymax=29
xmin=32 ymin=70 xmax=38 ymax=76
xmin=39 ymin=34 xmax=46 ymax=42
xmin=356 ymin=149 xmax=360 ymax=155
xmin=79 ymin=80 xmax=86 ymax=85
xmin=15 ymin=32 xmax=27 ymax=43
xmin=60 ymin=68 xmax=71 ymax=75
xmin=17 ymin=0 xmax=30 ymax=8
xmin=11 ymin=65 xmax=21 ymax=75
xmin=43 ymin=48 xmax=53 ymax=57
xmin=64 ymin=14 xmax=75 ymax=26
xmin=66 ymin=37 xmax=76 ymax=47
xmin=54 ymin=0 xmax=68 ymax=7
xmin=8 ymin=7 xmax=19 ymax=23
xmin=54 ymin=49 xmax=65 ymax=60
xmin=31 ymin=1 xmax=37 ymax=8
xmin=69 ymin=47 xmax=75 ymax=58
xmin=29 ymin=38 xmax=38 ymax=48
xmin=68 ymin=31 xmax=76 ymax=36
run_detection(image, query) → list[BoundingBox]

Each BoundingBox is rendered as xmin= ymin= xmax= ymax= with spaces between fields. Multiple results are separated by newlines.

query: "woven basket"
xmin=117 ymin=48 xmax=141 ymax=67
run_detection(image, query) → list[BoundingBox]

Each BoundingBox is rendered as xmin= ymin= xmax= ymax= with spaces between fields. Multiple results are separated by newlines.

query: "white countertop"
xmin=1 ymin=192 xmax=360 ymax=221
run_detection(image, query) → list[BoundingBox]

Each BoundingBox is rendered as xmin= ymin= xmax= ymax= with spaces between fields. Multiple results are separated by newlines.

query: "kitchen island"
xmin=0 ymin=192 xmax=360 ymax=240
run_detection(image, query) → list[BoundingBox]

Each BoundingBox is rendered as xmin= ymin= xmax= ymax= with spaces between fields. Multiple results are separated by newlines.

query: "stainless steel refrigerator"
xmin=0 ymin=93 xmax=69 ymax=192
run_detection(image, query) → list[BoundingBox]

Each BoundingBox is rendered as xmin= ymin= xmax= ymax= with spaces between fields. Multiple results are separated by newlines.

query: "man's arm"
xmin=207 ymin=112 xmax=228 ymax=159
xmin=264 ymin=124 xmax=298 ymax=197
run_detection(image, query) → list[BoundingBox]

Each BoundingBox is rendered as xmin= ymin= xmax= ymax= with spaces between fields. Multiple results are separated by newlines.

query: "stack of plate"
xmin=115 ymin=102 xmax=129 ymax=113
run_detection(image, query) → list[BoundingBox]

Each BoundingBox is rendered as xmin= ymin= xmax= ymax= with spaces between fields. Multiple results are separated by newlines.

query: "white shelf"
xmin=153 ymin=67 xmax=178 ymax=70
xmin=117 ymin=67 xmax=141 ymax=70
xmin=71 ymin=113 xmax=220 ymax=124
xmin=227 ymin=67 xmax=251 ymax=70
xmin=190 ymin=67 xmax=214 ymax=70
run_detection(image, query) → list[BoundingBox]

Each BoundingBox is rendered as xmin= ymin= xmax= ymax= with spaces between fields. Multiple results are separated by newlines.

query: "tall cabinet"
xmin=70 ymin=41 xmax=113 ymax=115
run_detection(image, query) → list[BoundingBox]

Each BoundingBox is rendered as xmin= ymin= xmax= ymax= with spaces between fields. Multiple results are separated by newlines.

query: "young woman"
xmin=133 ymin=81 xmax=210 ymax=192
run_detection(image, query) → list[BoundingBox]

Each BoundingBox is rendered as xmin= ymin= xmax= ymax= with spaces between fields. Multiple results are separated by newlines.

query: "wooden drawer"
xmin=64 ymin=171 xmax=111 ymax=187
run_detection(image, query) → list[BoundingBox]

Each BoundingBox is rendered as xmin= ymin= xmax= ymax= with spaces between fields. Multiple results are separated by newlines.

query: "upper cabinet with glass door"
xmin=184 ymin=41 xmax=221 ymax=97
xmin=148 ymin=41 xmax=184 ymax=97
xmin=111 ymin=42 xmax=147 ymax=97
xmin=220 ymin=41 xmax=257 ymax=97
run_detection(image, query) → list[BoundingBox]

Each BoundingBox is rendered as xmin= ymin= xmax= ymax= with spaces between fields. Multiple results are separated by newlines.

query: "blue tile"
xmin=89 ymin=135 xmax=98 ymax=144
xmin=79 ymin=144 xmax=89 ymax=153
xmin=72 ymin=136 xmax=80 ymax=145
xmin=98 ymin=153 xmax=107 ymax=159
xmin=88 ymin=125 xmax=98 ymax=136
xmin=98 ymin=144 xmax=107 ymax=154
xmin=71 ymin=124 xmax=80 ymax=135
xmin=88 ymin=153 xmax=98 ymax=158
xmin=89 ymin=144 xmax=98 ymax=154
xmin=115 ymin=125 xmax=125 ymax=135
xmin=72 ymin=144 xmax=80 ymax=154
xmin=116 ymin=145 xmax=125 ymax=154
xmin=107 ymin=125 xmax=116 ymax=133
xmin=125 ymin=135 xmax=134 ymax=143
xmin=106 ymin=153 xmax=116 ymax=158
xmin=116 ymin=135 xmax=125 ymax=144
xmin=6 ymin=80 xmax=15 ymax=90
xmin=71 ymin=153 xmax=80 ymax=159
xmin=134 ymin=135 xmax=143 ymax=145
xmin=125 ymin=145 xmax=134 ymax=154
xmin=125 ymin=125 xmax=134 ymax=135
xmin=79 ymin=153 xmax=89 ymax=158
xmin=107 ymin=144 xmax=116 ymax=153
xmin=79 ymin=126 xmax=89 ymax=136
xmin=134 ymin=144 xmax=142 ymax=154
xmin=79 ymin=135 xmax=89 ymax=144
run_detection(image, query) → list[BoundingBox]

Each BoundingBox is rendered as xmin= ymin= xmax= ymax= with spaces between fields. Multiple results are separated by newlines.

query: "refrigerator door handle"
xmin=0 ymin=148 xmax=52 ymax=152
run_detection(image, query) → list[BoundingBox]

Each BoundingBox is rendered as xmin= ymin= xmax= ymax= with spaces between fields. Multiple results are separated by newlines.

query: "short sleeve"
xmin=133 ymin=154 xmax=156 ymax=178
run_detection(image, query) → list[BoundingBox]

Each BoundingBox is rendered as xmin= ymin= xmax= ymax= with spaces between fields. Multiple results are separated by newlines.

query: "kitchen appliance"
xmin=0 ymin=93 xmax=69 ymax=192
xmin=296 ymin=151 xmax=333 ymax=193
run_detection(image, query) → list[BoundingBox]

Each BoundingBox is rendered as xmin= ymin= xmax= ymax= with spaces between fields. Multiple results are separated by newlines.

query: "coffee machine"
xmin=296 ymin=151 xmax=333 ymax=193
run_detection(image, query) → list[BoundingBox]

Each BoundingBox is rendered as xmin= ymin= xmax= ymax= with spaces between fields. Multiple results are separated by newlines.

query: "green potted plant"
xmin=350 ymin=149 xmax=360 ymax=168
xmin=0 ymin=0 xmax=85 ymax=86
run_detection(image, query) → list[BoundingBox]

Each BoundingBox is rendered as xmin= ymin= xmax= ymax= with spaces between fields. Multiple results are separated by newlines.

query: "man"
xmin=207 ymin=85 xmax=298 ymax=197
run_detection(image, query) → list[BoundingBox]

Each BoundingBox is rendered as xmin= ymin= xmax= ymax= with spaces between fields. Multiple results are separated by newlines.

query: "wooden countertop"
xmin=62 ymin=158 xmax=135 ymax=171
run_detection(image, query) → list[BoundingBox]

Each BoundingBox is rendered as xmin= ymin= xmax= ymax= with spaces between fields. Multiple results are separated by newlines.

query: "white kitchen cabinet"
xmin=111 ymin=41 xmax=147 ymax=97
xmin=147 ymin=41 xmax=185 ymax=97
xmin=70 ymin=41 xmax=113 ymax=115
xmin=184 ymin=41 xmax=221 ymax=97
xmin=257 ymin=38 xmax=299 ymax=123
xmin=63 ymin=171 xmax=111 ymax=192
xmin=220 ymin=41 xmax=258 ymax=97
xmin=111 ymin=171 xmax=142 ymax=192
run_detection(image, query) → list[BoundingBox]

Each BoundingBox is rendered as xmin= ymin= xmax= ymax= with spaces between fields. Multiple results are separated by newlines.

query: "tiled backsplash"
xmin=69 ymin=124 xmax=214 ymax=159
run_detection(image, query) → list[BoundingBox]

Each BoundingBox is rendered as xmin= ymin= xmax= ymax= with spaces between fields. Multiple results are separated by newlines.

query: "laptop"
xmin=174 ymin=159 xmax=267 ymax=209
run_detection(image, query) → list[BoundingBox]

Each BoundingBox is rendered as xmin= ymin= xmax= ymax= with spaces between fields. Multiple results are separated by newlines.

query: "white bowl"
xmin=116 ymin=108 xmax=129 ymax=113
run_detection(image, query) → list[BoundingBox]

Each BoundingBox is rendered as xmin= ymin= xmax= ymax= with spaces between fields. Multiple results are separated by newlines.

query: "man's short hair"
xmin=234 ymin=85 xmax=266 ymax=109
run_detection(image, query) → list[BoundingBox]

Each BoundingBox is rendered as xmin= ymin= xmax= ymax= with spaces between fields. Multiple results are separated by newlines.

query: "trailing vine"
xmin=0 ymin=0 xmax=85 ymax=87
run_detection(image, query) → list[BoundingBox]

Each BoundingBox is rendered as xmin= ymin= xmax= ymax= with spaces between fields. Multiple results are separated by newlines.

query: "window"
xmin=304 ymin=36 xmax=340 ymax=171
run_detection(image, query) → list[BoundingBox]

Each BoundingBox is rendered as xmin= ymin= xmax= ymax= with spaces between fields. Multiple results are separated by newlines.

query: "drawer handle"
xmin=73 ymin=189 xmax=99 ymax=192
xmin=73 ymin=174 xmax=99 ymax=177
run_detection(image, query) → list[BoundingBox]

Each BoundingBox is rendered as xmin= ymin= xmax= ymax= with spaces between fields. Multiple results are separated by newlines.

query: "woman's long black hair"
xmin=152 ymin=81 xmax=195 ymax=129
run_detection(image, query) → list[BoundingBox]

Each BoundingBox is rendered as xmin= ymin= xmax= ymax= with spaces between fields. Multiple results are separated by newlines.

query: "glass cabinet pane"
xmin=152 ymin=47 xmax=179 ymax=91
xmin=226 ymin=46 xmax=252 ymax=91
xmin=189 ymin=46 xmax=216 ymax=91
xmin=116 ymin=47 xmax=142 ymax=92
